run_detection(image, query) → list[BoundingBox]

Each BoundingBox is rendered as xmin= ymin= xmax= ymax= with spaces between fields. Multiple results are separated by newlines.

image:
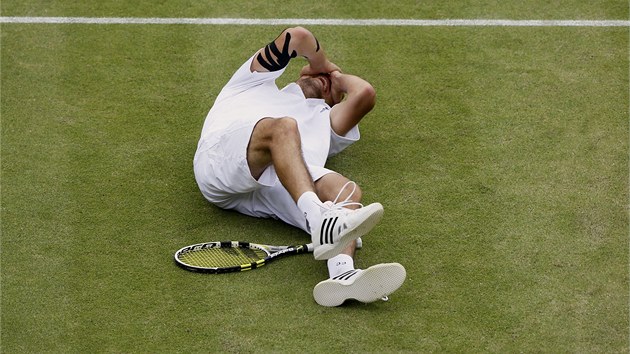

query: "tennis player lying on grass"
xmin=194 ymin=26 xmax=406 ymax=306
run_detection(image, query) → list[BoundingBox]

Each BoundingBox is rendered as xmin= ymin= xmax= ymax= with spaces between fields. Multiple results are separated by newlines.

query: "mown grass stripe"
xmin=0 ymin=17 xmax=628 ymax=27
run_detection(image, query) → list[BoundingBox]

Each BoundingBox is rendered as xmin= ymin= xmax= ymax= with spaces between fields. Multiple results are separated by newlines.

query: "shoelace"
xmin=323 ymin=181 xmax=363 ymax=211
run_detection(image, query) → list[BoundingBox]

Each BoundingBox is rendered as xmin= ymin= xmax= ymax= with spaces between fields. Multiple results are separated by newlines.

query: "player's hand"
xmin=329 ymin=70 xmax=345 ymax=105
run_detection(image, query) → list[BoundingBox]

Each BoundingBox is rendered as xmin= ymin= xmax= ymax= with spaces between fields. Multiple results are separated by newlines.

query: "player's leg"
xmin=247 ymin=118 xmax=382 ymax=261
xmin=310 ymin=172 xmax=384 ymax=260
xmin=312 ymin=173 xmax=406 ymax=307
xmin=314 ymin=172 xmax=362 ymax=209
xmin=247 ymin=117 xmax=314 ymax=201
xmin=247 ymin=117 xmax=325 ymax=235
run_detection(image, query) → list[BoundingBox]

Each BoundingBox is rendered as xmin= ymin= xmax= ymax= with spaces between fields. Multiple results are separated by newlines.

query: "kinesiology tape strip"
xmin=256 ymin=32 xmax=298 ymax=71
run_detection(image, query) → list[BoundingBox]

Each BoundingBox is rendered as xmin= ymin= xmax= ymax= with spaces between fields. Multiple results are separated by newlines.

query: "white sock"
xmin=327 ymin=254 xmax=355 ymax=278
xmin=297 ymin=191 xmax=323 ymax=233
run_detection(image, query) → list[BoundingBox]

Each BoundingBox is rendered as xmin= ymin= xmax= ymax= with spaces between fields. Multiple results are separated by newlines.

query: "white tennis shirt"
xmin=198 ymin=55 xmax=359 ymax=173
xmin=194 ymin=55 xmax=360 ymax=219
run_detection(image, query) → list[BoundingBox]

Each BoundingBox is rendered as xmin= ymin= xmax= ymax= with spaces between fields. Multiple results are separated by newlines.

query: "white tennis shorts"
xmin=193 ymin=120 xmax=336 ymax=232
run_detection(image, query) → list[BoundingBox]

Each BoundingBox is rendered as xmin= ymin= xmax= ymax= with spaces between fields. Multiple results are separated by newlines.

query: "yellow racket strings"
xmin=179 ymin=246 xmax=267 ymax=268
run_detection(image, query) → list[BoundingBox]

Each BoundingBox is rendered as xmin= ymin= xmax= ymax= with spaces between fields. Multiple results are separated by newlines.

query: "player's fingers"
xmin=300 ymin=64 xmax=315 ymax=76
xmin=327 ymin=62 xmax=342 ymax=73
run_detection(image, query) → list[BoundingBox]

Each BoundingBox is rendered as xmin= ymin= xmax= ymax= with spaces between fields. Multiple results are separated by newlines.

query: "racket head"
xmin=174 ymin=241 xmax=272 ymax=274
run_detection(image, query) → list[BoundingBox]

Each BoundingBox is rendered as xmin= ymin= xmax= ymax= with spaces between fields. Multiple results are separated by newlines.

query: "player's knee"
xmin=335 ymin=182 xmax=363 ymax=204
xmin=273 ymin=117 xmax=300 ymax=140
xmin=352 ymin=183 xmax=363 ymax=202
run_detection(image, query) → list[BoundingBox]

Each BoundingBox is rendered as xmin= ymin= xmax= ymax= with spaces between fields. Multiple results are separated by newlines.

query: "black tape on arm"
xmin=256 ymin=32 xmax=298 ymax=71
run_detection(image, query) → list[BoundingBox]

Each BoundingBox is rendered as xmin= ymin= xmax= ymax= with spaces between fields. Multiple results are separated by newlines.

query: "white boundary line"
xmin=0 ymin=17 xmax=629 ymax=27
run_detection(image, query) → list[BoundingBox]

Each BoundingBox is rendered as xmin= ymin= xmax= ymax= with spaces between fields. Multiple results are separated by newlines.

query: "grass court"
xmin=1 ymin=1 xmax=628 ymax=352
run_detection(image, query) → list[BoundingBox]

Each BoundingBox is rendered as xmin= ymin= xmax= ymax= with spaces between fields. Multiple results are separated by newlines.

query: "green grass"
xmin=1 ymin=2 xmax=629 ymax=353
xmin=2 ymin=0 xmax=628 ymax=20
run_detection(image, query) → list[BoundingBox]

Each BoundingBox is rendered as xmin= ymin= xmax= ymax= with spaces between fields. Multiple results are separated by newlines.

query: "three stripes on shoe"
xmin=320 ymin=216 xmax=340 ymax=245
xmin=332 ymin=269 xmax=359 ymax=281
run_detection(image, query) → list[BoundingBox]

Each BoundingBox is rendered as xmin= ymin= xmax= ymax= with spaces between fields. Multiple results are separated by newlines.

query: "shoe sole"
xmin=313 ymin=263 xmax=406 ymax=307
xmin=313 ymin=203 xmax=383 ymax=261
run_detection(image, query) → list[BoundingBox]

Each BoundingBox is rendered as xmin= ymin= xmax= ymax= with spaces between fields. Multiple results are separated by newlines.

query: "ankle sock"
xmin=327 ymin=254 xmax=355 ymax=278
xmin=297 ymin=191 xmax=323 ymax=233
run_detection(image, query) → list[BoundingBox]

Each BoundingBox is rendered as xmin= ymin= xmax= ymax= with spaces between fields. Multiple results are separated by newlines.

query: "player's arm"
xmin=250 ymin=27 xmax=339 ymax=74
xmin=329 ymin=71 xmax=376 ymax=136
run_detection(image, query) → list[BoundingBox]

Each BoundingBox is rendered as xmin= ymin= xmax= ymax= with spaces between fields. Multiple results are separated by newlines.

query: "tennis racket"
xmin=174 ymin=241 xmax=314 ymax=274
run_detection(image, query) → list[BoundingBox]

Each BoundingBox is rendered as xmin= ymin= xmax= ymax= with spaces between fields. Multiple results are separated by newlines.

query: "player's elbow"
xmin=285 ymin=26 xmax=312 ymax=42
xmin=360 ymin=84 xmax=377 ymax=110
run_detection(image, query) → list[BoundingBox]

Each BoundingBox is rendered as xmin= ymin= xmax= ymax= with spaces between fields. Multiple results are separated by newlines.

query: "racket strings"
xmin=178 ymin=246 xmax=267 ymax=268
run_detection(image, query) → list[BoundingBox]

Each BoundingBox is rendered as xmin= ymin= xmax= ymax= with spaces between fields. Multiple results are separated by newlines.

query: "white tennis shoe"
xmin=312 ymin=202 xmax=383 ymax=260
xmin=313 ymin=263 xmax=407 ymax=307
xmin=311 ymin=182 xmax=384 ymax=260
